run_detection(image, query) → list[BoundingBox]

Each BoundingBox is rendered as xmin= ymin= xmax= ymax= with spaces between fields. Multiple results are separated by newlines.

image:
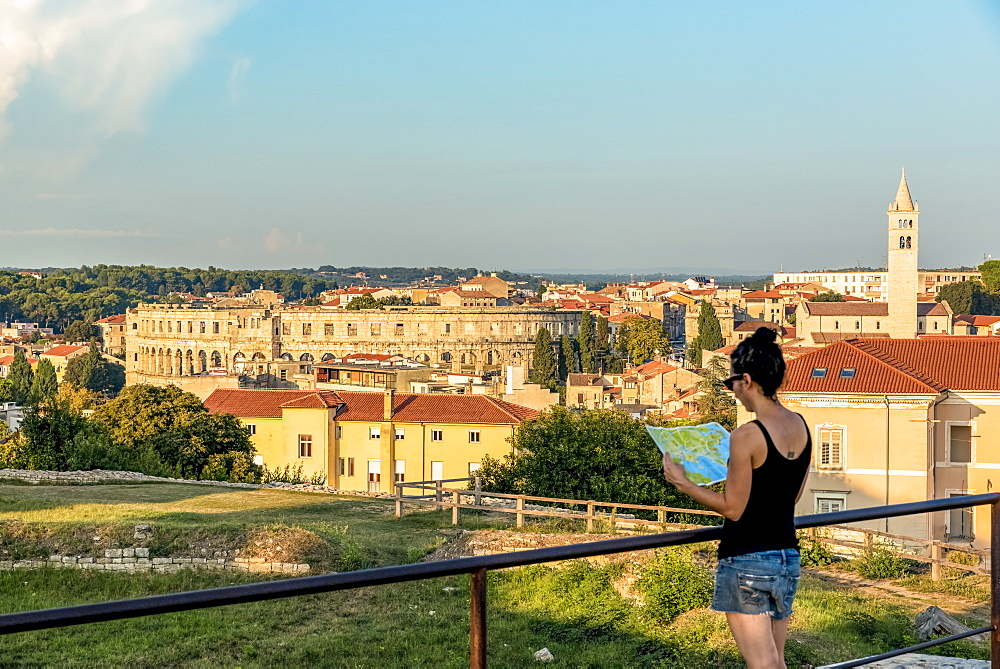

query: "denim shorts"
xmin=711 ymin=549 xmax=800 ymax=619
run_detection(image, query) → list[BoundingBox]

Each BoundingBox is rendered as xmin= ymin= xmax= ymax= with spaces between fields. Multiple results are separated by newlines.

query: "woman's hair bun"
xmin=751 ymin=327 xmax=778 ymax=344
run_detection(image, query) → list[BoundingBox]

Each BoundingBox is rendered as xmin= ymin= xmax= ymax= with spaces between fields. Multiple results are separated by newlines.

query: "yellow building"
xmin=738 ymin=337 xmax=1000 ymax=548
xmin=204 ymin=388 xmax=537 ymax=491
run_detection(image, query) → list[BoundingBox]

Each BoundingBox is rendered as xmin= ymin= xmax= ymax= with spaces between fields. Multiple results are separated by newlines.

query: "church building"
xmin=792 ymin=170 xmax=953 ymax=345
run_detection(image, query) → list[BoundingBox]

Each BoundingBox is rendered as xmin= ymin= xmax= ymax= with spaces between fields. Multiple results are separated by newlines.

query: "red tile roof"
xmin=0 ymin=355 xmax=38 ymax=366
xmin=205 ymin=389 xmax=538 ymax=424
xmin=95 ymin=314 xmax=127 ymax=324
xmin=810 ymin=332 xmax=890 ymax=344
xmin=334 ymin=391 xmax=538 ymax=424
xmin=742 ymin=290 xmax=783 ymax=299
xmin=782 ymin=337 xmax=1000 ymax=393
xmin=205 ymin=390 xmax=345 ymax=417
xmin=41 ymin=345 xmax=88 ymax=357
xmin=803 ymin=302 xmax=887 ymax=316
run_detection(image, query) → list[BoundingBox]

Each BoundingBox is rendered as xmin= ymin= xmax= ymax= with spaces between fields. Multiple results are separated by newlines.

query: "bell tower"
xmin=886 ymin=168 xmax=918 ymax=338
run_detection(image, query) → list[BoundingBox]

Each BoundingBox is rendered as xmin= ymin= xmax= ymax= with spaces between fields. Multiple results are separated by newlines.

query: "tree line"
xmin=0 ymin=265 xmax=336 ymax=331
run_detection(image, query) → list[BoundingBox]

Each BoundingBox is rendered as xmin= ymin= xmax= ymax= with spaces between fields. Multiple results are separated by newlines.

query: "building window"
xmin=298 ymin=434 xmax=313 ymax=458
xmin=443 ymin=324 xmax=451 ymax=334
xmin=246 ymin=423 xmax=257 ymax=436
xmin=324 ymin=323 xmax=335 ymax=335
xmin=468 ymin=430 xmax=480 ymax=443
xmin=367 ymin=460 xmax=381 ymax=493
xmin=468 ymin=462 xmax=481 ymax=476
xmin=817 ymin=427 xmax=844 ymax=470
xmin=395 ymin=323 xmax=404 ymax=335
xmin=335 ymin=425 xmax=342 ymax=439
xmin=431 ymin=429 xmax=443 ymax=442
xmin=815 ymin=494 xmax=846 ymax=514
xmin=394 ymin=459 xmax=405 ymax=483
xmin=347 ymin=323 xmax=357 ymax=336
xmin=213 ymin=322 xmax=220 ymax=334
xmin=347 ymin=457 xmax=355 ymax=476
xmin=280 ymin=370 xmax=287 ymax=381
xmin=811 ymin=368 xmax=827 ymax=378
xmin=371 ymin=323 xmax=381 ymax=336
xmin=369 ymin=426 xmax=381 ymax=439
xmin=302 ymin=323 xmax=312 ymax=335
xmin=948 ymin=423 xmax=973 ymax=464
xmin=394 ymin=427 xmax=405 ymax=440
xmin=839 ymin=368 xmax=856 ymax=379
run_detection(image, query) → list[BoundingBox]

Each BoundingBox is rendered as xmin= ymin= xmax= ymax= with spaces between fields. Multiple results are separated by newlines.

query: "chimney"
xmin=383 ymin=388 xmax=395 ymax=421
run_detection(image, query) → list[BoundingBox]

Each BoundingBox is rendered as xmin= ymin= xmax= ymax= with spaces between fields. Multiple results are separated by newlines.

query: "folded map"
xmin=646 ymin=422 xmax=731 ymax=486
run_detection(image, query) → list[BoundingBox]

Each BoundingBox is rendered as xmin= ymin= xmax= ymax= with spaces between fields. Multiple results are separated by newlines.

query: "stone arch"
xmin=300 ymin=353 xmax=314 ymax=362
xmin=185 ymin=350 xmax=194 ymax=375
xmin=440 ymin=351 xmax=452 ymax=363
xmin=211 ymin=350 xmax=222 ymax=368
xmin=321 ymin=353 xmax=335 ymax=361
xmin=415 ymin=353 xmax=431 ymax=363
xmin=906 ymin=236 xmax=912 ymax=249
xmin=198 ymin=350 xmax=208 ymax=373
xmin=233 ymin=352 xmax=247 ymax=374
xmin=899 ymin=236 xmax=906 ymax=249
xmin=175 ymin=349 xmax=183 ymax=376
xmin=165 ymin=348 xmax=173 ymax=375
xmin=251 ymin=352 xmax=267 ymax=361
xmin=281 ymin=352 xmax=293 ymax=361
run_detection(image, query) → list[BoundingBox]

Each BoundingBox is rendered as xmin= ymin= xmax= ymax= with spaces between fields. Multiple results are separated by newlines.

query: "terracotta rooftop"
xmin=333 ymin=391 xmax=538 ymax=424
xmin=803 ymin=302 xmax=887 ymax=316
xmin=205 ymin=390 xmax=345 ymax=418
xmin=41 ymin=345 xmax=88 ymax=357
xmin=205 ymin=389 xmax=538 ymax=424
xmin=783 ymin=337 xmax=1000 ymax=394
xmin=95 ymin=314 xmax=127 ymax=324
xmin=734 ymin=321 xmax=784 ymax=333
xmin=567 ymin=373 xmax=607 ymax=386
xmin=742 ymin=290 xmax=783 ymax=299
xmin=810 ymin=332 xmax=890 ymax=344
xmin=0 ymin=355 xmax=38 ymax=366
xmin=954 ymin=315 xmax=1000 ymax=327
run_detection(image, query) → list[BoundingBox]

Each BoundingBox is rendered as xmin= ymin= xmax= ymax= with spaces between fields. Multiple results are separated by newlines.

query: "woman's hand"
xmin=661 ymin=451 xmax=691 ymax=491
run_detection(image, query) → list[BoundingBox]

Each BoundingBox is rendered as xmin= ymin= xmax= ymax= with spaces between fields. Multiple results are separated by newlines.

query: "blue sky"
xmin=1 ymin=0 xmax=998 ymax=274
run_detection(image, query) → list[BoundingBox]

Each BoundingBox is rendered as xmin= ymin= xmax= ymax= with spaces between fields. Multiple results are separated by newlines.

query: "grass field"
xmin=0 ymin=483 xmax=990 ymax=667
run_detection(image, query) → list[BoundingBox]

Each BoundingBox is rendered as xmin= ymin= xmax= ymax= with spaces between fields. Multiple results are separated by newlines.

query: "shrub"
xmin=798 ymin=532 xmax=836 ymax=567
xmin=947 ymin=549 xmax=981 ymax=567
xmin=855 ymin=543 xmax=915 ymax=579
xmin=263 ymin=463 xmax=308 ymax=484
xmin=636 ymin=548 xmax=714 ymax=623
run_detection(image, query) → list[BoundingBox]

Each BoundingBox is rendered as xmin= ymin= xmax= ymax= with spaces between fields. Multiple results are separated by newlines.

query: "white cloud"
xmin=0 ymin=227 xmax=164 ymax=238
xmin=0 ymin=0 xmax=248 ymax=140
xmin=227 ymin=55 xmax=251 ymax=106
xmin=263 ymin=227 xmax=306 ymax=253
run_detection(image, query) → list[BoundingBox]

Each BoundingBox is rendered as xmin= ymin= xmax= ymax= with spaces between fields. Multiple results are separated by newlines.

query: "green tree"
xmin=63 ymin=320 xmax=96 ymax=343
xmin=537 ymin=283 xmax=547 ymax=299
xmin=617 ymin=316 xmax=670 ymax=365
xmin=529 ymin=327 xmax=557 ymax=388
xmin=8 ymin=349 xmax=34 ymax=406
xmin=980 ymin=260 xmax=1000 ymax=294
xmin=345 ymin=294 xmax=382 ymax=310
xmin=809 ymin=291 xmax=845 ymax=302
xmin=63 ymin=342 xmax=126 ymax=395
xmin=475 ymin=407 xmax=709 ymax=513
xmin=92 ymin=384 xmax=259 ymax=480
xmin=936 ymin=281 xmax=998 ymax=315
xmin=577 ymin=311 xmax=596 ymax=373
xmin=695 ymin=357 xmax=737 ymax=430
xmin=687 ymin=301 xmax=723 ymax=367
xmin=12 ymin=404 xmax=88 ymax=470
xmin=559 ymin=335 xmax=578 ymax=379
xmin=30 ymin=358 xmax=58 ymax=405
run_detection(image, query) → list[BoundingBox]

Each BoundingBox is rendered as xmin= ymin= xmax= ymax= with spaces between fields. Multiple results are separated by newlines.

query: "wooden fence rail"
xmin=398 ymin=478 xmax=991 ymax=581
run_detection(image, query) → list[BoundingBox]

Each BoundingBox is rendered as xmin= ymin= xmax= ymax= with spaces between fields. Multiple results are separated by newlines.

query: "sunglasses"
xmin=723 ymin=374 xmax=744 ymax=391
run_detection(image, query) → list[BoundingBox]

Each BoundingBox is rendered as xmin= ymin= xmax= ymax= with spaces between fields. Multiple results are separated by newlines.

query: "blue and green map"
xmin=646 ymin=423 xmax=730 ymax=486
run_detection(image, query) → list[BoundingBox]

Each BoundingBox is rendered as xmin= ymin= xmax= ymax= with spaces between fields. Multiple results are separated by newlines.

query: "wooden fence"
xmin=395 ymin=478 xmax=991 ymax=581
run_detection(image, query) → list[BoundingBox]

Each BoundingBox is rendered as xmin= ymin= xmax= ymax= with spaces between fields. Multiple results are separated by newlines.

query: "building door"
xmin=947 ymin=491 xmax=973 ymax=540
xmin=367 ymin=459 xmax=381 ymax=493
xmin=431 ymin=461 xmax=443 ymax=482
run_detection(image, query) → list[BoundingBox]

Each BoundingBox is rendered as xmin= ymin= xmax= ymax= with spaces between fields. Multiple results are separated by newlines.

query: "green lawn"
xmin=0 ymin=483 xmax=989 ymax=667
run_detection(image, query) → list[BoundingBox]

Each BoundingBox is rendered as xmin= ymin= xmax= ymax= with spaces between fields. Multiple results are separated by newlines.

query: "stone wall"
xmin=3 ymin=547 xmax=309 ymax=575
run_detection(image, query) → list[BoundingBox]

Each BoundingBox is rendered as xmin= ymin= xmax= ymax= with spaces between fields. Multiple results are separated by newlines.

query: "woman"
xmin=662 ymin=327 xmax=810 ymax=669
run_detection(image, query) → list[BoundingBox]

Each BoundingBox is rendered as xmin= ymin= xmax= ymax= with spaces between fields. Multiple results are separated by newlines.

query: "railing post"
xmin=470 ymin=567 xmax=487 ymax=669
xmin=516 ymin=497 xmax=525 ymax=529
xmin=657 ymin=508 xmax=665 ymax=525
xmin=395 ymin=483 xmax=403 ymax=518
xmin=587 ymin=501 xmax=595 ymax=533
xmin=452 ymin=491 xmax=461 ymax=525
xmin=931 ymin=540 xmax=942 ymax=582
xmin=991 ymin=500 xmax=999 ymax=668
xmin=436 ymin=480 xmax=443 ymax=505
xmin=474 ymin=476 xmax=482 ymax=508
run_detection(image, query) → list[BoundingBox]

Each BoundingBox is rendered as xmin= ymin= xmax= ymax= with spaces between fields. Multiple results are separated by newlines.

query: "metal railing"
xmin=0 ymin=494 xmax=997 ymax=668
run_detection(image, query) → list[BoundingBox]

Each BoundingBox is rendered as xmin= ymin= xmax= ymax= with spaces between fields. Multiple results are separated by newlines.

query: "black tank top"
xmin=717 ymin=416 xmax=812 ymax=560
